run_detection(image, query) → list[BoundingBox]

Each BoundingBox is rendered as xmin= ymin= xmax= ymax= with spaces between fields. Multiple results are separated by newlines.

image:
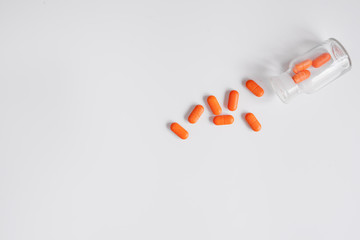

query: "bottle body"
xmin=271 ymin=38 xmax=352 ymax=103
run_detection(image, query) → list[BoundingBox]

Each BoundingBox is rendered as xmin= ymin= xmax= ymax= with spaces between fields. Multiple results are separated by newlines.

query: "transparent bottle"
xmin=270 ymin=38 xmax=352 ymax=103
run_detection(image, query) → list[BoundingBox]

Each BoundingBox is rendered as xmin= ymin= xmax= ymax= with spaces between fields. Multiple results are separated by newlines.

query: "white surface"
xmin=0 ymin=0 xmax=359 ymax=239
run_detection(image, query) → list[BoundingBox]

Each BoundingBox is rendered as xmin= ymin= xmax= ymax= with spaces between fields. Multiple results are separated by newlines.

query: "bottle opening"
xmin=270 ymin=73 xmax=300 ymax=103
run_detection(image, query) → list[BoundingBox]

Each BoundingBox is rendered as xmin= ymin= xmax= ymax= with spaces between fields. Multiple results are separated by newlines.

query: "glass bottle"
xmin=270 ymin=38 xmax=352 ymax=103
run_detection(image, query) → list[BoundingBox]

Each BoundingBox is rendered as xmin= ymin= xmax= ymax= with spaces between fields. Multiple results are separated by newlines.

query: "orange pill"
xmin=213 ymin=115 xmax=234 ymax=125
xmin=245 ymin=113 xmax=261 ymax=132
xmin=228 ymin=90 xmax=239 ymax=111
xmin=170 ymin=122 xmax=188 ymax=139
xmin=312 ymin=53 xmax=331 ymax=68
xmin=207 ymin=95 xmax=222 ymax=115
xmin=293 ymin=59 xmax=312 ymax=73
xmin=246 ymin=80 xmax=264 ymax=97
xmin=188 ymin=105 xmax=204 ymax=124
xmin=292 ymin=70 xmax=310 ymax=84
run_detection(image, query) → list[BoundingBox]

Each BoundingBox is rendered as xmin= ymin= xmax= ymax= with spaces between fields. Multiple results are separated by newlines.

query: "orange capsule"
xmin=188 ymin=105 xmax=204 ymax=124
xmin=312 ymin=53 xmax=331 ymax=68
xmin=228 ymin=90 xmax=239 ymax=111
xmin=293 ymin=59 xmax=312 ymax=73
xmin=292 ymin=70 xmax=310 ymax=84
xmin=246 ymin=80 xmax=264 ymax=97
xmin=213 ymin=115 xmax=234 ymax=125
xmin=207 ymin=95 xmax=222 ymax=115
xmin=245 ymin=113 xmax=261 ymax=132
xmin=170 ymin=122 xmax=188 ymax=139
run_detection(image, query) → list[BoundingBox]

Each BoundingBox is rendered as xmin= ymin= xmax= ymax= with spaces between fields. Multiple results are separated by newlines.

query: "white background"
xmin=0 ymin=0 xmax=359 ymax=239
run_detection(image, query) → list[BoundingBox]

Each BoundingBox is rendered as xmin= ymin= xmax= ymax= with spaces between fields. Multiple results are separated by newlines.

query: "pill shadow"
xmin=241 ymin=78 xmax=248 ymax=89
xmin=208 ymin=116 xmax=215 ymax=124
xmin=166 ymin=122 xmax=175 ymax=137
xmin=184 ymin=104 xmax=197 ymax=122
xmin=203 ymin=95 xmax=212 ymax=114
xmin=223 ymin=89 xmax=232 ymax=109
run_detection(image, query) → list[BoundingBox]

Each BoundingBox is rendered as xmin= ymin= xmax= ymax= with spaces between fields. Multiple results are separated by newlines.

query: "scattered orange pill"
xmin=207 ymin=95 xmax=222 ymax=115
xmin=170 ymin=122 xmax=188 ymax=139
xmin=213 ymin=115 xmax=234 ymax=125
xmin=245 ymin=113 xmax=261 ymax=132
xmin=293 ymin=59 xmax=312 ymax=73
xmin=312 ymin=53 xmax=331 ymax=68
xmin=292 ymin=70 xmax=311 ymax=84
xmin=228 ymin=90 xmax=239 ymax=111
xmin=188 ymin=105 xmax=204 ymax=124
xmin=246 ymin=80 xmax=264 ymax=97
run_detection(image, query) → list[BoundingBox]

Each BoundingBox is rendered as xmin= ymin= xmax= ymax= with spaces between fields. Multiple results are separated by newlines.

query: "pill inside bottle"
xmin=271 ymin=38 xmax=352 ymax=103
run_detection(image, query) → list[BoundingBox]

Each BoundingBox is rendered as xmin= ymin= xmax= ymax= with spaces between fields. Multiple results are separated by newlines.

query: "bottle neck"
xmin=270 ymin=73 xmax=301 ymax=103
